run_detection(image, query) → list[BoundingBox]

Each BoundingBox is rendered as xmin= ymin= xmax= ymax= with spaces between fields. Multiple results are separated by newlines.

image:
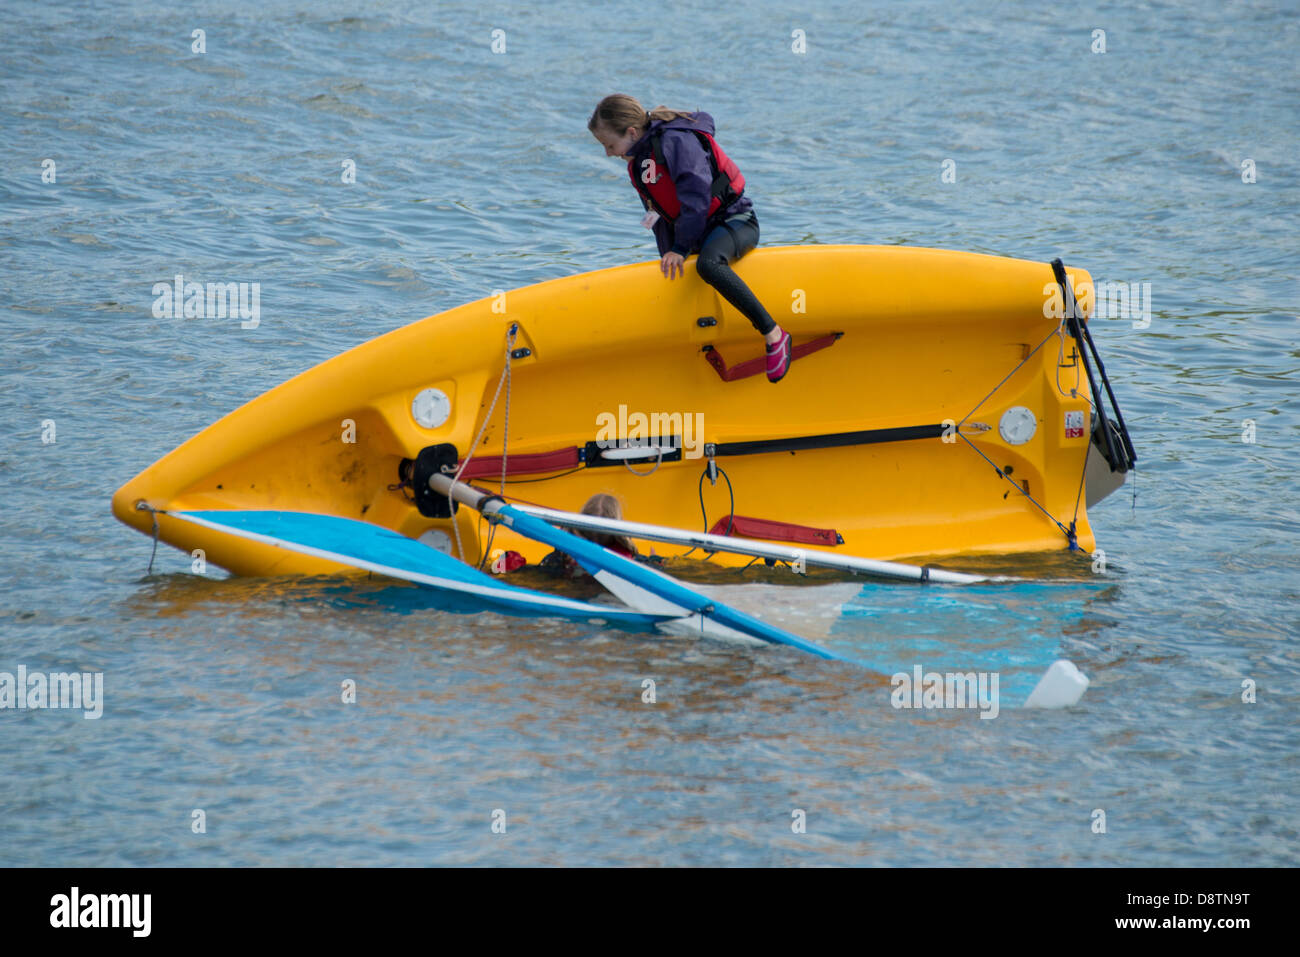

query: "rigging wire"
xmin=959 ymin=320 xmax=1062 ymax=426
xmin=956 ymin=318 xmax=1090 ymax=548
xmin=954 ymin=430 xmax=1077 ymax=545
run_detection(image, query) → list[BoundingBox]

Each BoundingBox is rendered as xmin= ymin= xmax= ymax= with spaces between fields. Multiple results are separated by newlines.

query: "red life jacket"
xmin=627 ymin=127 xmax=745 ymax=223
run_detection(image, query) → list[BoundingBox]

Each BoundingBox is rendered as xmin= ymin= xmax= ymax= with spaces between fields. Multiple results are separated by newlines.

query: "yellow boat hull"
xmin=112 ymin=245 xmax=1105 ymax=575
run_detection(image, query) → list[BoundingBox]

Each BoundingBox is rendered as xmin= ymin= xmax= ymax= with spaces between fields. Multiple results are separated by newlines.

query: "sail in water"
xmin=168 ymin=509 xmax=676 ymax=626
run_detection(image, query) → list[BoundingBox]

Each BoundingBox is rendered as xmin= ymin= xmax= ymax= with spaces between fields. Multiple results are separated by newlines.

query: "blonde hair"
xmin=579 ymin=492 xmax=638 ymax=555
xmin=588 ymin=93 xmax=695 ymax=138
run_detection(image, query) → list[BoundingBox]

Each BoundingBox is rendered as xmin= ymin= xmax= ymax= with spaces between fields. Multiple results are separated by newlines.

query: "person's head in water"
xmin=579 ymin=492 xmax=637 ymax=555
xmin=588 ymin=94 xmax=694 ymax=159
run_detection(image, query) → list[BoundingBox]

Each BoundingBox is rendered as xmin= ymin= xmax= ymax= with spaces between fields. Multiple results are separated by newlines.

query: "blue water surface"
xmin=1 ymin=0 xmax=1297 ymax=866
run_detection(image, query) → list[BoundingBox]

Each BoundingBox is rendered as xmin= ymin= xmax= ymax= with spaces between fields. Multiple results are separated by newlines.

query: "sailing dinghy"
xmin=110 ymin=245 xmax=1131 ymax=707
xmin=112 ymin=246 xmax=1134 ymax=577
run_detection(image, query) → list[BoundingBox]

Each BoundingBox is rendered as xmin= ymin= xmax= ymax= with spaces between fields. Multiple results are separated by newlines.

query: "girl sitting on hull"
xmin=588 ymin=94 xmax=793 ymax=383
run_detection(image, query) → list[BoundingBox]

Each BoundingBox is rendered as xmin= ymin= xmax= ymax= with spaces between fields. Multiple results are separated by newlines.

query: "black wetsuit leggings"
xmin=694 ymin=211 xmax=777 ymax=336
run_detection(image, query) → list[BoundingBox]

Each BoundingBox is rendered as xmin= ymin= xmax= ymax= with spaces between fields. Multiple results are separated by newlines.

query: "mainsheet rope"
xmin=135 ymin=501 xmax=162 ymax=574
xmin=450 ymin=324 xmax=516 ymax=562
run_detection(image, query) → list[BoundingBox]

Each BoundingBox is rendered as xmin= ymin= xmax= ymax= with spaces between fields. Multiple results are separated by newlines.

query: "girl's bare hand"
xmin=661 ymin=251 xmax=685 ymax=279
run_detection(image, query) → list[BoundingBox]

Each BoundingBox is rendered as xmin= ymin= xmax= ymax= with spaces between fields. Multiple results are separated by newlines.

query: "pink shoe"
xmin=765 ymin=329 xmax=791 ymax=382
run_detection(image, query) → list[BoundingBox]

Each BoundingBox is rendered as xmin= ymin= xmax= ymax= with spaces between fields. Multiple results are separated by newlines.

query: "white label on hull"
xmin=1064 ymin=410 xmax=1086 ymax=439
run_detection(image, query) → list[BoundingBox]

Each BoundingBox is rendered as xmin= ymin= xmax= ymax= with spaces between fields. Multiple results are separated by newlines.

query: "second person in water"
xmin=588 ymin=94 xmax=792 ymax=383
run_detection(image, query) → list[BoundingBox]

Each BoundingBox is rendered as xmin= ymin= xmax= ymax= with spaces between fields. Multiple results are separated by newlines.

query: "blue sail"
xmin=170 ymin=510 xmax=676 ymax=626
xmin=839 ymin=580 xmax=1105 ymax=703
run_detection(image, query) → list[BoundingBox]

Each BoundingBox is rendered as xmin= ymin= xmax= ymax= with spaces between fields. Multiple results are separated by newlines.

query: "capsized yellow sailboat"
xmin=112 ymin=246 xmax=1135 ymax=577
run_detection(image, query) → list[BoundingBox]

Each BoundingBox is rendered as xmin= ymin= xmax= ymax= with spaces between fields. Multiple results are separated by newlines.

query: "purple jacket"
xmin=628 ymin=111 xmax=752 ymax=257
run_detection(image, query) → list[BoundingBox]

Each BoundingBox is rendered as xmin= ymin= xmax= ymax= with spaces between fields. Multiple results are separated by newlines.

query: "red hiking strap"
xmin=708 ymin=514 xmax=843 ymax=547
xmin=702 ymin=333 xmax=843 ymax=382
xmin=458 ymin=446 xmax=581 ymax=480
